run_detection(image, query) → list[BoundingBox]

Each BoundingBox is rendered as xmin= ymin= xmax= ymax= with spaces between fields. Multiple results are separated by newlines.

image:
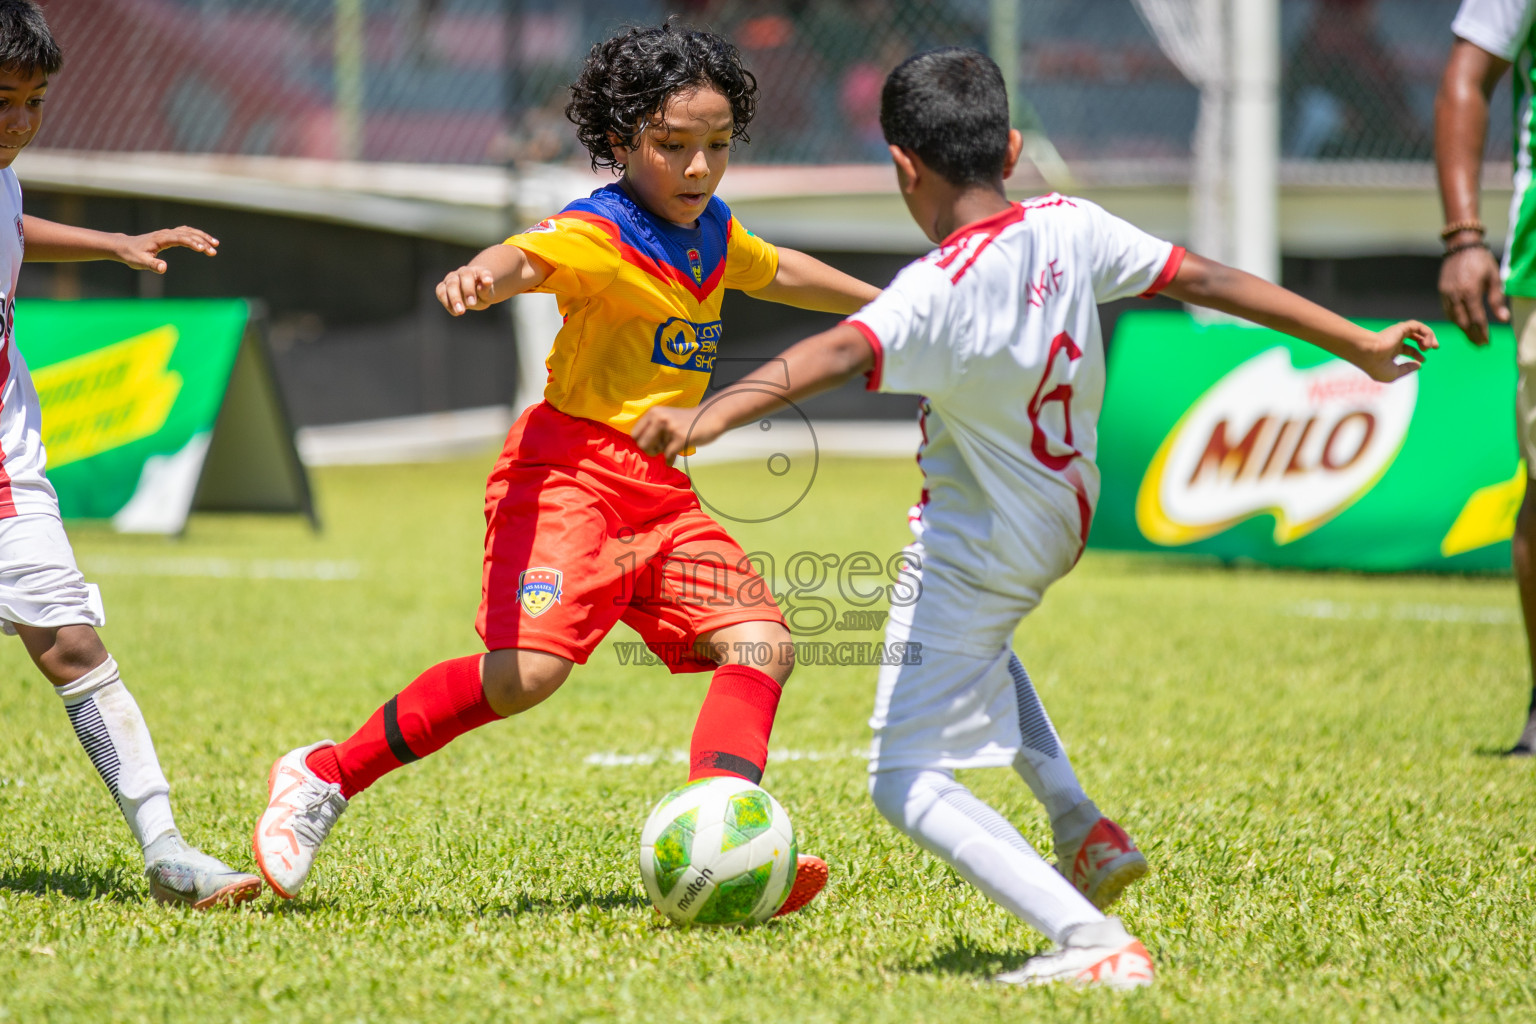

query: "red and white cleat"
xmin=251 ymin=740 xmax=348 ymax=899
xmin=1057 ymin=816 xmax=1148 ymax=911
xmin=995 ymin=918 xmax=1154 ymax=990
xmin=772 ymin=854 xmax=829 ymax=917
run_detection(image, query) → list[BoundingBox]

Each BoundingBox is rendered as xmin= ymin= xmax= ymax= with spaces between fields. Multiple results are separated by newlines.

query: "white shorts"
xmin=868 ymin=540 xmax=1057 ymax=774
xmin=0 ymin=513 xmax=105 ymax=635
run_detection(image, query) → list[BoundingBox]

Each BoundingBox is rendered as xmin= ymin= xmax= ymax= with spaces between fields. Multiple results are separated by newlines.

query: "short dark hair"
xmin=566 ymin=22 xmax=756 ymax=172
xmin=0 ymin=0 xmax=60 ymax=77
xmin=880 ymin=48 xmax=1010 ymax=187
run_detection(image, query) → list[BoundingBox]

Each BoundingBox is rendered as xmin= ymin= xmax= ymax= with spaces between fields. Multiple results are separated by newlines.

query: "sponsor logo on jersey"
xmin=522 ymin=219 xmax=557 ymax=235
xmin=518 ymin=567 xmax=563 ymax=617
xmin=13 ymin=215 xmax=22 ymax=249
xmin=650 ymin=317 xmax=721 ymax=373
xmin=1136 ymin=347 xmax=1416 ymax=546
xmin=686 ymin=247 xmax=704 ymax=284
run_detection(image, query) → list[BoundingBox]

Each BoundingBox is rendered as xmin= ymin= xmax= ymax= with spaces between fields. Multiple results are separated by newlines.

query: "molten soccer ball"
xmin=639 ymin=776 xmax=797 ymax=926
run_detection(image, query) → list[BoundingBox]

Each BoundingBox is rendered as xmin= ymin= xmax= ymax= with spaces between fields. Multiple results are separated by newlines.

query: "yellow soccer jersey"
xmin=505 ymin=183 xmax=779 ymax=432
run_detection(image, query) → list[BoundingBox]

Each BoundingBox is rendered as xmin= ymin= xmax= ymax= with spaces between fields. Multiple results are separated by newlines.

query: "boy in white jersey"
xmin=0 ymin=1 xmax=260 ymax=907
xmin=634 ymin=48 xmax=1435 ymax=988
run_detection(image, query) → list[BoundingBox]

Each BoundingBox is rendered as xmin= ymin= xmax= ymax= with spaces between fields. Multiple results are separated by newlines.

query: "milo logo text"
xmin=651 ymin=318 xmax=721 ymax=373
xmin=676 ymin=866 xmax=715 ymax=912
xmin=1136 ymin=347 xmax=1416 ymax=545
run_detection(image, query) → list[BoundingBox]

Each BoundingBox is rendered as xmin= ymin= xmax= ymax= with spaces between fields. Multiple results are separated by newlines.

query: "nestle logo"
xmin=1306 ymin=375 xmax=1387 ymax=405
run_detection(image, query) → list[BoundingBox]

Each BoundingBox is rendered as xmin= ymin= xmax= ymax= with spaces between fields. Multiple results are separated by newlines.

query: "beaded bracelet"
xmin=1440 ymin=219 xmax=1486 ymax=240
xmin=1442 ymin=239 xmax=1490 ymax=258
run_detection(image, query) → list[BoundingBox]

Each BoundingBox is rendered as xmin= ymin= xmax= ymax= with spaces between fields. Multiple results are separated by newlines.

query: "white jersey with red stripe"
xmin=0 ymin=167 xmax=58 ymax=519
xmin=847 ymin=194 xmax=1181 ymax=599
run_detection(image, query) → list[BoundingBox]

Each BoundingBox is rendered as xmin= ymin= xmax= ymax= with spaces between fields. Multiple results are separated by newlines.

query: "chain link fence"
xmin=34 ymin=0 xmax=1499 ymax=173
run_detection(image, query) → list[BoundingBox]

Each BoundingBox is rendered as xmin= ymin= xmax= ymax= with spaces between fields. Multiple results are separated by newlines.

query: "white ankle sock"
xmin=55 ymin=657 xmax=177 ymax=854
xmin=870 ymin=767 xmax=1103 ymax=944
xmin=1006 ymin=654 xmax=1089 ymax=821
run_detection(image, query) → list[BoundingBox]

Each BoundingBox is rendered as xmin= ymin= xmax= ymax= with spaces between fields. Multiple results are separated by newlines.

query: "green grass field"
xmin=1 ymin=453 xmax=1533 ymax=1023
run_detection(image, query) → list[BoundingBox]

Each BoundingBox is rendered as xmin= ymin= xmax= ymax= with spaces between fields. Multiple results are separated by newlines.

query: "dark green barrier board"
xmin=1094 ymin=311 xmax=1519 ymax=572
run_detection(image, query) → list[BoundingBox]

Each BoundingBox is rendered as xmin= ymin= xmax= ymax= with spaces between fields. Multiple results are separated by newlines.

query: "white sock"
xmin=55 ymin=656 xmax=177 ymax=855
xmin=869 ymin=767 xmax=1103 ymax=944
xmin=1006 ymin=654 xmax=1089 ymax=822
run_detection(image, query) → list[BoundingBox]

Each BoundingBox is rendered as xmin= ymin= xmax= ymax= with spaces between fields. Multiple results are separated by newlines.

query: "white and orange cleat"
xmin=772 ymin=854 xmax=829 ymax=917
xmin=1056 ymin=815 xmax=1148 ymax=911
xmin=995 ymin=917 xmax=1154 ymax=990
xmin=252 ymin=740 xmax=348 ymax=899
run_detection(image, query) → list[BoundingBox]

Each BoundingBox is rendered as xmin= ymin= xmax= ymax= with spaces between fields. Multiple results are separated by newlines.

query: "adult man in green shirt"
xmin=1437 ymin=0 xmax=1536 ymax=754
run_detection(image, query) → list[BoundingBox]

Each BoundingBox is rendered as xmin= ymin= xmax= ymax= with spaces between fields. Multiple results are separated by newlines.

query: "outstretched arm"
xmin=632 ymin=322 xmax=873 ymax=462
xmin=1435 ymin=38 xmax=1510 ymax=344
xmin=22 ymin=216 xmax=218 ymax=272
xmin=1162 ymin=252 xmax=1437 ymax=381
xmin=746 ymin=247 xmax=881 ymax=314
xmin=436 ymin=243 xmax=553 ymax=315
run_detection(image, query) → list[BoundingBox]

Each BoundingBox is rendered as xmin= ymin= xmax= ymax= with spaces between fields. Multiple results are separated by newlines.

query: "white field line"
xmin=83 ymin=556 xmax=362 ymax=581
xmin=584 ymin=747 xmax=867 ymax=768
xmin=1285 ymin=600 xmax=1518 ymax=624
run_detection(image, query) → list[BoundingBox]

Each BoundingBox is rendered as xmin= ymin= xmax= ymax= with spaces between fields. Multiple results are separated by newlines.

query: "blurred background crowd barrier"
xmin=12 ymin=0 xmax=1503 ymax=443
xmin=38 ymin=0 xmax=1484 ymax=174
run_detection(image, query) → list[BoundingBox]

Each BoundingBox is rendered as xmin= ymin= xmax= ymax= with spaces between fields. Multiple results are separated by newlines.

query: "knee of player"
xmin=708 ymin=620 xmax=795 ymax=682
xmin=38 ymin=628 xmax=109 ymax=686
xmin=769 ymin=628 xmax=795 ymax=680
xmin=481 ymin=648 xmax=573 ymax=716
xmin=868 ymin=769 xmax=915 ymax=827
xmin=869 ymin=767 xmax=950 ymax=833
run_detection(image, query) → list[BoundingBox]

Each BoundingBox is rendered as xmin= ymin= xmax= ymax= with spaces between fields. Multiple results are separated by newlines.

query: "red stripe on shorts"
xmin=0 ymin=338 xmax=18 ymax=516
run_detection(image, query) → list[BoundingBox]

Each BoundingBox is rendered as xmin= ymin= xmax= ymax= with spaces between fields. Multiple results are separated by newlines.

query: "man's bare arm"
xmin=1435 ymin=38 xmax=1511 ymax=344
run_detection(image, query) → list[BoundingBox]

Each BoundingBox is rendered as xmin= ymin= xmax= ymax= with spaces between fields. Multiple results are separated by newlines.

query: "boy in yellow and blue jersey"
xmin=253 ymin=23 xmax=882 ymax=916
xmin=506 ymin=181 xmax=778 ymax=428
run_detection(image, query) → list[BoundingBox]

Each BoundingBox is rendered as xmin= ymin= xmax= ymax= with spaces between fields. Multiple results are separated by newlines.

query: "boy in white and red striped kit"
xmin=635 ymin=47 xmax=1435 ymax=988
xmin=0 ymin=0 xmax=260 ymax=907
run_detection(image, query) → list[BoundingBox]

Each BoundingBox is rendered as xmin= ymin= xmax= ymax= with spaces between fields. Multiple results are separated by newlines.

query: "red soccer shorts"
xmin=478 ymin=402 xmax=785 ymax=673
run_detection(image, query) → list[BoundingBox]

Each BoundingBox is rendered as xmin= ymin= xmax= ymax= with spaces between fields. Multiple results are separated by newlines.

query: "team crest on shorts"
xmin=686 ymin=247 xmax=703 ymax=284
xmin=518 ymin=567 xmax=563 ymax=617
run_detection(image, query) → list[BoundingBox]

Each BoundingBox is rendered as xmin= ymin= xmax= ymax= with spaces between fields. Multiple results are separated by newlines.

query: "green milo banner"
xmin=1093 ymin=311 xmax=1519 ymax=572
xmin=17 ymin=299 xmax=312 ymax=533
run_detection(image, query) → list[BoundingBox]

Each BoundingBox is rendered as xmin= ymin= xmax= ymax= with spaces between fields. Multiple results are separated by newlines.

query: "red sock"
xmin=689 ymin=664 xmax=783 ymax=784
xmin=305 ymin=655 xmax=500 ymax=798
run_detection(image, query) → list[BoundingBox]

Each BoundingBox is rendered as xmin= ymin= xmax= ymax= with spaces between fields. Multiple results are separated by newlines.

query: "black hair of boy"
xmin=566 ymin=22 xmax=757 ymax=172
xmin=0 ymin=0 xmax=60 ymax=77
xmin=880 ymin=48 xmax=1011 ymax=187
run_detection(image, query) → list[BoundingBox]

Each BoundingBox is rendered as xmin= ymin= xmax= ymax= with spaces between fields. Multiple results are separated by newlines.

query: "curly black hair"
xmin=566 ymin=22 xmax=757 ymax=173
